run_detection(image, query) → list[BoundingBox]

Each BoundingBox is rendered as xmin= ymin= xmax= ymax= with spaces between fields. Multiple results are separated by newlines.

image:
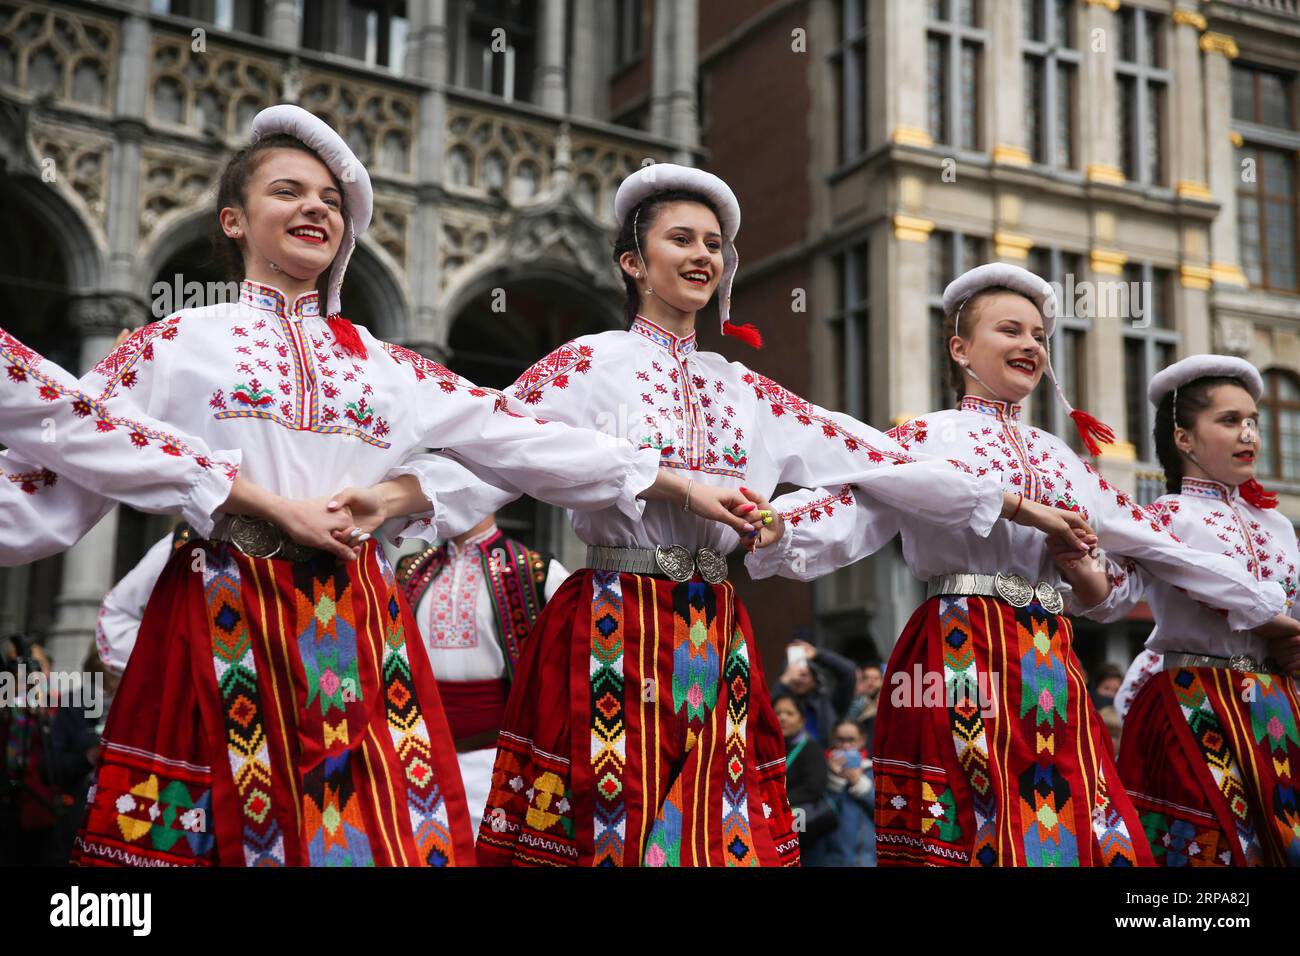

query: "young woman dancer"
xmin=744 ymin=264 xmax=1289 ymax=867
xmin=1079 ymin=355 xmax=1300 ymax=866
xmin=400 ymin=166 xmax=1098 ymax=867
xmin=68 ymin=105 xmax=753 ymax=868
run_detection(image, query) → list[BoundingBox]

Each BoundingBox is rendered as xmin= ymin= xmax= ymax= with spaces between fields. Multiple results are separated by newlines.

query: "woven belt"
xmin=210 ymin=514 xmax=329 ymax=562
xmin=586 ymin=544 xmax=728 ymax=584
xmin=1164 ymin=651 xmax=1280 ymax=675
xmin=926 ymin=571 xmax=1064 ymax=615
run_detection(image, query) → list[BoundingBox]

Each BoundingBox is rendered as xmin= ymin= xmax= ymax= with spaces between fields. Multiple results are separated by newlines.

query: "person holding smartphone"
xmin=824 ymin=721 xmax=876 ymax=866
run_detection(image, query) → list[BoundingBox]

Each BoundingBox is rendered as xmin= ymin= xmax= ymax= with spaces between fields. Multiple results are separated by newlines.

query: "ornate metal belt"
xmin=926 ymin=571 xmax=1064 ymax=615
xmin=210 ymin=514 xmax=328 ymax=563
xmin=1164 ymin=651 xmax=1280 ymax=675
xmin=585 ymin=544 xmax=729 ymax=584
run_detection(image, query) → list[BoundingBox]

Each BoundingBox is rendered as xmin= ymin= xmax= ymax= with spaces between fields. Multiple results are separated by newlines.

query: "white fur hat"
xmin=614 ymin=162 xmax=760 ymax=347
xmin=249 ymin=104 xmax=373 ymax=319
xmin=1148 ymin=354 xmax=1263 ymax=406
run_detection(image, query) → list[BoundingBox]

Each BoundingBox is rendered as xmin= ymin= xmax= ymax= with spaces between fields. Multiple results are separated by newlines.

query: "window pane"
xmin=1053 ymin=0 xmax=1073 ymax=48
xmin=1259 ymin=404 xmax=1275 ymax=477
xmin=1124 ymin=338 xmax=1146 ymax=457
xmin=1259 ymin=70 xmax=1291 ymax=129
xmin=1118 ymin=8 xmax=1136 ymax=63
xmin=930 ymin=232 xmax=953 ymax=296
xmin=929 ymin=0 xmax=949 ymax=21
xmin=960 ymin=41 xmax=980 ymax=150
xmin=1142 ymin=11 xmax=1161 ymax=68
xmin=1231 ymin=64 xmax=1256 ymax=122
xmin=1236 ymin=145 xmax=1256 ymax=194
xmin=1279 ymin=373 xmax=1300 ymax=401
xmin=959 ymin=0 xmax=979 ymax=28
xmin=1282 ymin=407 xmax=1300 ymax=481
xmin=1023 ymin=0 xmax=1043 ymax=42
xmin=1238 ymin=194 xmax=1263 ymax=285
xmin=1055 ymin=63 xmax=1074 ymax=167
xmin=1025 ymin=57 xmax=1044 ymax=163
xmin=961 ymin=235 xmax=985 ymax=270
xmin=1118 ymin=76 xmax=1135 ymax=179
xmin=934 ymin=306 xmax=954 ymax=410
xmin=928 ymin=34 xmax=948 ymax=143
xmin=1265 ymin=201 xmax=1296 ymax=290
xmin=1144 ymin=83 xmax=1164 ymax=184
xmin=1262 ymin=149 xmax=1294 ymax=197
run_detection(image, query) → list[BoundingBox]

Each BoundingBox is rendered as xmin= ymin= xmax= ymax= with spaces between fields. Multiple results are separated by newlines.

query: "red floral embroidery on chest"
xmin=636 ymin=356 xmax=742 ymax=477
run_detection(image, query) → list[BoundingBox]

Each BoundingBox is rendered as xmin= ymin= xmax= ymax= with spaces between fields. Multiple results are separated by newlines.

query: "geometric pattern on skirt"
xmin=875 ymin=595 xmax=1150 ymax=866
xmin=476 ymin=570 xmax=797 ymax=866
xmin=1120 ymin=666 xmax=1300 ymax=866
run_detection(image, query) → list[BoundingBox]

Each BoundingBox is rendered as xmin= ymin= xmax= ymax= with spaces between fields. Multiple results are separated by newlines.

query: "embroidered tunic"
xmin=747 ymin=397 xmax=1285 ymax=631
xmin=77 ymin=281 xmax=659 ymax=525
xmin=1088 ymin=478 xmax=1299 ymax=663
xmin=394 ymin=316 xmax=1005 ymax=549
xmin=1 ymin=327 xmax=241 ymax=563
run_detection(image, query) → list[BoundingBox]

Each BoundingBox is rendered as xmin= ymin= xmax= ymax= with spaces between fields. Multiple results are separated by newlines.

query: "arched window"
xmin=1258 ymin=369 xmax=1300 ymax=481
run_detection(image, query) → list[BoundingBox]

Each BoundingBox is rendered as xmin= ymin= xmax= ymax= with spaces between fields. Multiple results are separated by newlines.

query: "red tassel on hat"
xmin=1240 ymin=478 xmax=1278 ymax=510
xmin=327 ymin=315 xmax=368 ymax=359
xmin=722 ymin=320 xmax=763 ymax=349
xmin=1069 ymin=408 xmax=1116 ymax=457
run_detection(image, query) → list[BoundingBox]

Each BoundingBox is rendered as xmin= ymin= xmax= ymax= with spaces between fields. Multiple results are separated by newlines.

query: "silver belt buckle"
xmin=228 ymin=514 xmax=282 ymax=559
xmin=994 ymin=572 xmax=1033 ymax=608
xmin=695 ymin=547 xmax=727 ymax=584
xmin=655 ymin=544 xmax=694 ymax=582
xmin=1228 ymin=654 xmax=1257 ymax=672
xmin=1034 ymin=581 xmax=1064 ymax=615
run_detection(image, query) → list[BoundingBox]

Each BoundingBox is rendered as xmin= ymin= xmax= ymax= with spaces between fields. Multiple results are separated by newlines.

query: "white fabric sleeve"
xmin=3 ymin=325 xmax=240 ymax=536
xmin=745 ymin=484 xmax=902 ymax=582
xmin=1084 ymin=463 xmax=1285 ymax=631
xmin=0 ymin=450 xmax=116 ymax=566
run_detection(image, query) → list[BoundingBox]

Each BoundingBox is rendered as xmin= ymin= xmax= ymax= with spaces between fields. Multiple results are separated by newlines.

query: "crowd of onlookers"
xmin=773 ymin=641 xmax=1133 ymax=867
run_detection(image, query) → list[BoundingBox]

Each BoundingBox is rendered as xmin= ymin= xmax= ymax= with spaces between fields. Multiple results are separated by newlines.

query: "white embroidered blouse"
xmin=1 ymin=327 xmax=241 ymax=564
xmin=394 ymin=315 xmax=1005 ymax=552
xmin=1087 ymin=477 xmax=1299 ymax=662
xmin=72 ymin=280 xmax=660 ymax=537
xmin=746 ymin=396 xmax=1285 ymax=632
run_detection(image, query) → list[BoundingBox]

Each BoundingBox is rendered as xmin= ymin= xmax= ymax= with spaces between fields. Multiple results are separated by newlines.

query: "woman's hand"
xmin=276 ymin=495 xmax=362 ymax=561
xmin=325 ymin=475 xmax=432 ymax=543
xmin=1008 ymin=495 xmax=1097 ymax=555
xmin=1045 ymin=534 xmax=1111 ymax=608
xmin=1269 ymin=631 xmax=1300 ymax=674
xmin=734 ymin=486 xmax=783 ymax=551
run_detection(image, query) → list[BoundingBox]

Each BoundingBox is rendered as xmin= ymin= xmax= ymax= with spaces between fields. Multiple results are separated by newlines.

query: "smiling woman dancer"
xmin=68 ymin=106 xmax=753 ymax=868
xmin=1077 ymin=355 xmax=1300 ymax=867
xmin=744 ymin=264 xmax=1288 ymax=867
xmin=399 ymin=166 xmax=1101 ymax=868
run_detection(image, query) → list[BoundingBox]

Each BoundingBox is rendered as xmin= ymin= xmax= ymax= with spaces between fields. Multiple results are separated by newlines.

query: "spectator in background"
xmin=774 ymin=639 xmax=857 ymax=748
xmin=774 ymin=692 xmax=834 ymax=864
xmin=847 ymin=662 xmax=883 ymax=750
xmin=824 ymin=720 xmax=876 ymax=866
xmin=0 ymin=634 xmax=56 ymax=865
xmin=1090 ymin=662 xmax=1124 ymax=711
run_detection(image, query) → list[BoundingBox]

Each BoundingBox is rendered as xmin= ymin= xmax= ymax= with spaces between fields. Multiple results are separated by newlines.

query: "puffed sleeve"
xmin=745 ymin=375 xmax=1003 ymax=536
xmin=745 ymin=484 xmax=901 ymax=582
xmin=1082 ymin=462 xmax=1284 ymax=630
xmin=0 ymin=451 xmax=115 ymax=566
xmin=3 ymin=324 xmax=241 ymax=535
xmin=377 ymin=341 xmax=659 ymax=525
xmin=381 ymin=450 xmax=523 ymax=544
xmin=96 ymin=533 xmax=174 ymax=676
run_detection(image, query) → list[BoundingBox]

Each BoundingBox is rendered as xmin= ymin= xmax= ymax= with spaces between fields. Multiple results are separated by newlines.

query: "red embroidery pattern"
xmin=381 ymin=342 xmax=459 ymax=385
xmin=512 ymin=342 xmax=594 ymax=405
xmin=781 ymin=485 xmax=855 ymax=526
xmin=5 ymin=325 xmax=224 ymax=473
xmin=2 ymin=466 xmax=58 ymax=495
xmin=92 ymin=317 xmax=182 ymax=398
xmin=746 ymin=372 xmax=925 ymax=468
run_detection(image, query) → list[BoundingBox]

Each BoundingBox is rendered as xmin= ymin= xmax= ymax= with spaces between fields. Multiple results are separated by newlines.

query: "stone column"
xmin=569 ymin=0 xmax=606 ymax=121
xmin=1201 ymin=31 xmax=1248 ymax=289
xmin=668 ymin=0 xmax=698 ymax=160
xmin=880 ymin=0 xmax=931 ymax=147
xmin=47 ymin=294 xmax=150 ymax=672
xmin=267 ymin=0 xmax=302 ymax=48
xmin=989 ymin=0 xmax=1029 ymax=166
xmin=1080 ymin=0 xmax=1123 ymax=185
xmin=649 ymin=0 xmax=673 ymax=138
xmin=1170 ymin=8 xmax=1210 ymax=199
xmin=404 ymin=0 xmax=453 ymax=359
xmin=534 ymin=0 xmax=567 ymax=114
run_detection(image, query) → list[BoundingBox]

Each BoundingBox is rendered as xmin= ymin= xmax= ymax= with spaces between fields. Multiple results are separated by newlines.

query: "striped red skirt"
xmin=1118 ymin=666 xmax=1300 ymax=866
xmin=72 ymin=539 xmax=476 ymax=867
xmin=874 ymin=594 xmax=1152 ymax=866
xmin=475 ymin=569 xmax=798 ymax=867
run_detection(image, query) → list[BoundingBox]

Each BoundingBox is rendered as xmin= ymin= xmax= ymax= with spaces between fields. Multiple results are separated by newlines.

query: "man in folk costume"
xmin=395 ymin=513 xmax=568 ymax=835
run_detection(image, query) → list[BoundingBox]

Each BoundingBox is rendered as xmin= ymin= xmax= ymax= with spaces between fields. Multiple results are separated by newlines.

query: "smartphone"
xmin=786 ymin=644 xmax=807 ymax=667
